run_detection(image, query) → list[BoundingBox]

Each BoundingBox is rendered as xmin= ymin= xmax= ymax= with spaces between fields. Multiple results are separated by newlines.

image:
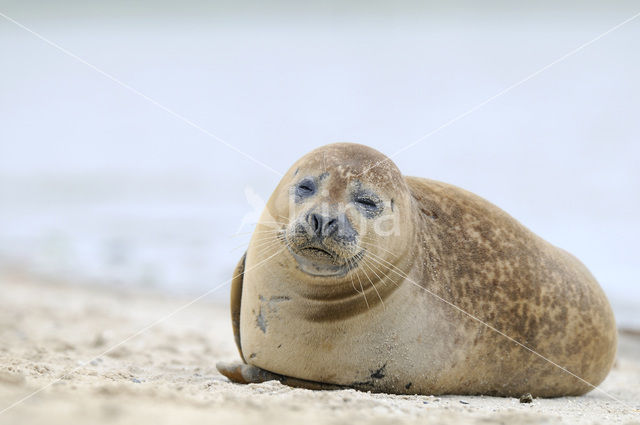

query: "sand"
xmin=0 ymin=271 xmax=638 ymax=425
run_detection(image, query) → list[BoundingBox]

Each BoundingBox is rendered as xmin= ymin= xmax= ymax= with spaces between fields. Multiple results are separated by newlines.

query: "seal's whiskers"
xmin=359 ymin=241 xmax=408 ymax=277
xmin=362 ymin=247 xmax=411 ymax=283
xmin=360 ymin=255 xmax=390 ymax=287
xmin=353 ymin=267 xmax=370 ymax=309
xmin=348 ymin=259 xmax=363 ymax=296
xmin=360 ymin=237 xmax=399 ymax=259
xmin=359 ymin=258 xmax=385 ymax=308
xmin=249 ymin=234 xmax=287 ymax=255
xmin=362 ymin=256 xmax=399 ymax=287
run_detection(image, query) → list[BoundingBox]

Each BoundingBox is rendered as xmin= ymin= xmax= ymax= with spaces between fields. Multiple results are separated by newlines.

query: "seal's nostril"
xmin=308 ymin=213 xmax=341 ymax=237
xmin=308 ymin=213 xmax=322 ymax=236
xmin=324 ymin=218 xmax=338 ymax=236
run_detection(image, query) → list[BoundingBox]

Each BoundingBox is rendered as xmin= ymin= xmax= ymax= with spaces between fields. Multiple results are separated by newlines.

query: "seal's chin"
xmin=289 ymin=247 xmax=364 ymax=277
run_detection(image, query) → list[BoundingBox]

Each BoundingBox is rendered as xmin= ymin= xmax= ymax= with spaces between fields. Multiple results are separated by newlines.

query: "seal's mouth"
xmin=289 ymin=244 xmax=364 ymax=277
xmin=300 ymin=246 xmax=333 ymax=258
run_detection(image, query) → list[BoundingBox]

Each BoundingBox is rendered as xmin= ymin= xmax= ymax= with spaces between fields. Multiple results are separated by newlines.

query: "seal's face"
xmin=284 ymin=173 xmax=377 ymax=277
xmin=265 ymin=143 xmax=414 ymax=283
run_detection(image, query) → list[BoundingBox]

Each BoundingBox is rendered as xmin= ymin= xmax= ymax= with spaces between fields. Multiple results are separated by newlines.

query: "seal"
xmin=216 ymin=143 xmax=617 ymax=397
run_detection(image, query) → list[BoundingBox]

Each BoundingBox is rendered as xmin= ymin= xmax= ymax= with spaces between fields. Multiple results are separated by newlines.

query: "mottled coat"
xmin=219 ymin=143 xmax=616 ymax=397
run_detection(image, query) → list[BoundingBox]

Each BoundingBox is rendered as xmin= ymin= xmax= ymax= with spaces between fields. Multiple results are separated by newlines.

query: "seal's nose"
xmin=307 ymin=212 xmax=356 ymax=241
xmin=308 ymin=213 xmax=338 ymax=237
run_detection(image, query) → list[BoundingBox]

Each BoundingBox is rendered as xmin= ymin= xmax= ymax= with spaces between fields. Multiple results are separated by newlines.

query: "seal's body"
xmin=217 ymin=143 xmax=616 ymax=397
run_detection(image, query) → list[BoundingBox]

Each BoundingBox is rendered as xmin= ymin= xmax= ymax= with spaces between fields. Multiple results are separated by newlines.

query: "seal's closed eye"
xmin=355 ymin=197 xmax=377 ymax=208
xmin=295 ymin=177 xmax=316 ymax=200
xmin=352 ymin=191 xmax=383 ymax=217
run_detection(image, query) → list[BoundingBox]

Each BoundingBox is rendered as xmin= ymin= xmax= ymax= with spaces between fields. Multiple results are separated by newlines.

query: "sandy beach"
xmin=0 ymin=270 xmax=638 ymax=425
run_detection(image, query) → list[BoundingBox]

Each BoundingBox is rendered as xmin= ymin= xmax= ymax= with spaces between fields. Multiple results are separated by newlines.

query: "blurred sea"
xmin=0 ymin=1 xmax=638 ymax=327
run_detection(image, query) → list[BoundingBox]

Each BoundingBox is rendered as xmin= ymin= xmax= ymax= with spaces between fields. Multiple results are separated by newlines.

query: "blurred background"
xmin=1 ymin=1 xmax=638 ymax=327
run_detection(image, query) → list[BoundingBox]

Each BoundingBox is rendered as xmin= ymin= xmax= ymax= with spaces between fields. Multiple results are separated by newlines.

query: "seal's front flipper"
xmin=216 ymin=361 xmax=343 ymax=391
xmin=216 ymin=361 xmax=260 ymax=384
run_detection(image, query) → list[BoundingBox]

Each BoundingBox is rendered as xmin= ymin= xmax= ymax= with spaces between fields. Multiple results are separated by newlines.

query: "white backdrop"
xmin=1 ymin=1 xmax=638 ymax=327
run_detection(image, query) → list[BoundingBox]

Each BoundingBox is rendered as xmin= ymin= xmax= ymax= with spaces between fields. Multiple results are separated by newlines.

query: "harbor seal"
xmin=216 ymin=143 xmax=617 ymax=397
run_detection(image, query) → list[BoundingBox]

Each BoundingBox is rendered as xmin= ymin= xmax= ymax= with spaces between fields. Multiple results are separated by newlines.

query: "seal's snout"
xmin=286 ymin=210 xmax=362 ymax=277
xmin=306 ymin=212 xmax=356 ymax=242
xmin=307 ymin=212 xmax=335 ymax=237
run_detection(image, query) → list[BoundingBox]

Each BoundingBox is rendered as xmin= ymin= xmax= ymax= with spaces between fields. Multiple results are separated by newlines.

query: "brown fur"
xmin=219 ymin=143 xmax=617 ymax=397
xmin=402 ymin=177 xmax=616 ymax=395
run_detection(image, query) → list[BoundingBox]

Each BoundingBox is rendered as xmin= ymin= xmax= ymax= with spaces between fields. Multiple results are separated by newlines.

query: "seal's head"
xmin=262 ymin=143 xmax=415 ymax=284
